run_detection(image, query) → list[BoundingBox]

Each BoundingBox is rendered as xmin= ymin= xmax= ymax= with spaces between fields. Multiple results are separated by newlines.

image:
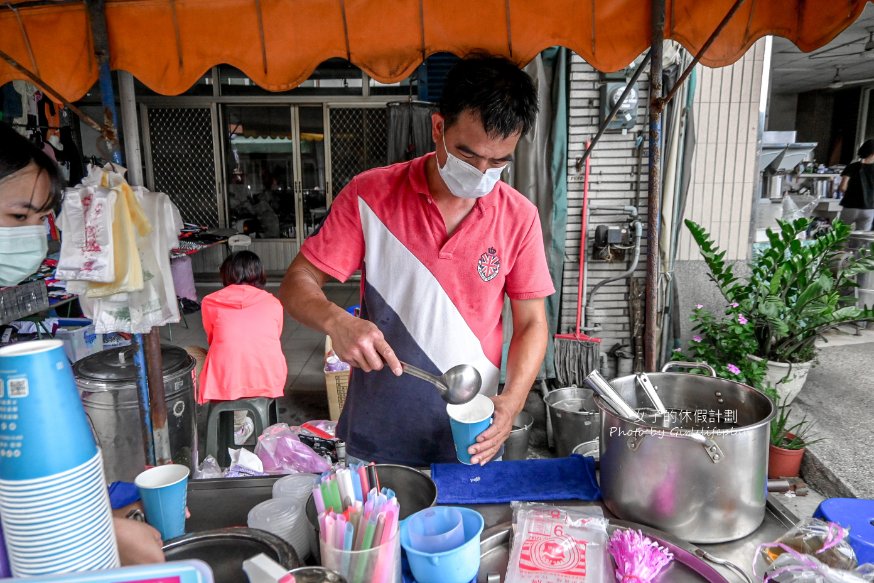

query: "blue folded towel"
xmin=430 ymin=455 xmax=601 ymax=505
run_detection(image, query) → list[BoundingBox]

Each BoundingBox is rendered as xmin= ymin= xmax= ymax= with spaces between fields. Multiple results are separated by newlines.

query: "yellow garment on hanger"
xmin=85 ymin=178 xmax=151 ymax=298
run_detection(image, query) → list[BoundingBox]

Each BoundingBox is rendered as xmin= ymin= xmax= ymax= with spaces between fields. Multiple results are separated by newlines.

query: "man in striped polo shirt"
xmin=280 ymin=55 xmax=554 ymax=467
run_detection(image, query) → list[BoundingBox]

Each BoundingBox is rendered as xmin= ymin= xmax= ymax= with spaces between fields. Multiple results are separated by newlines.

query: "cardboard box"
xmin=55 ymin=318 xmax=103 ymax=362
xmin=324 ymin=336 xmax=350 ymax=421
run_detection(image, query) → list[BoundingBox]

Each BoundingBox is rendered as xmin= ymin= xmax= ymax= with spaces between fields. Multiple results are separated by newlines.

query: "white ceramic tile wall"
xmin=676 ymin=39 xmax=766 ymax=261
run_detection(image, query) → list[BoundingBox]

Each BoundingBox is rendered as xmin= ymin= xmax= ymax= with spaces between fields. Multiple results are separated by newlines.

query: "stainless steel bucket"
xmin=596 ymin=362 xmax=775 ymax=543
xmin=503 ymin=411 xmax=534 ymax=460
xmin=543 ymin=387 xmax=600 ymax=457
xmin=74 ymin=344 xmax=197 ymax=482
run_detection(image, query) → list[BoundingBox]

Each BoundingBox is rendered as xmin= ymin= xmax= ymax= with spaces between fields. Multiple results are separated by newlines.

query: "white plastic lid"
xmin=272 ymin=473 xmax=319 ymax=501
xmin=247 ymin=498 xmax=298 ymax=531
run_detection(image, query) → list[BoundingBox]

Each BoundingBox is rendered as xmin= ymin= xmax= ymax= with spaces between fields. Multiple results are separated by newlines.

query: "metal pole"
xmin=118 ymin=71 xmax=144 ymax=186
xmin=86 ymin=0 xmax=121 ymax=166
xmin=146 ymin=331 xmax=172 ymax=465
xmin=131 ymin=336 xmax=155 ymax=465
xmin=87 ymin=0 xmax=171 ymax=466
xmin=119 ymin=73 xmax=172 ymax=465
xmin=645 ymin=0 xmax=666 ymax=372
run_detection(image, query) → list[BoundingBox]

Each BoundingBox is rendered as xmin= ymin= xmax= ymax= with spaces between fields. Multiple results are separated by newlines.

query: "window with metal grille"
xmin=328 ymin=107 xmax=388 ymax=198
xmin=146 ymin=107 xmax=220 ymax=227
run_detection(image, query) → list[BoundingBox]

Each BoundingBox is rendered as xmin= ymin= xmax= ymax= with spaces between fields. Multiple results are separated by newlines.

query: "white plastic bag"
xmin=765 ymin=553 xmax=874 ymax=582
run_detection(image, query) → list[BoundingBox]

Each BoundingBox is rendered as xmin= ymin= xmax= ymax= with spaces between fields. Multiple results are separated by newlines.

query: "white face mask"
xmin=0 ymin=225 xmax=48 ymax=286
xmin=437 ymin=133 xmax=507 ymax=199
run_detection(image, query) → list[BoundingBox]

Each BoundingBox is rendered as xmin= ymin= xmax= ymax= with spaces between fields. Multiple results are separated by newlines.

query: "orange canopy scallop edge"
xmin=0 ymin=0 xmax=870 ymax=103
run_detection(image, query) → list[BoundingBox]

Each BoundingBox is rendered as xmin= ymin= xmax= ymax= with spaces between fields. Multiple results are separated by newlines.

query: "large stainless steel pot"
xmin=74 ymin=344 xmax=197 ymax=482
xmin=596 ymin=362 xmax=775 ymax=544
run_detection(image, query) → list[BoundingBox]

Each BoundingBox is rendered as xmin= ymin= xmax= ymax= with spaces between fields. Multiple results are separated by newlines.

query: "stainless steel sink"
xmin=186 ymin=476 xmax=281 ymax=531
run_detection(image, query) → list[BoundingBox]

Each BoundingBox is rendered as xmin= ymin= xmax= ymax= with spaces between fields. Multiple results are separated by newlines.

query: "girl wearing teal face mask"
xmin=0 ymin=121 xmax=62 ymax=286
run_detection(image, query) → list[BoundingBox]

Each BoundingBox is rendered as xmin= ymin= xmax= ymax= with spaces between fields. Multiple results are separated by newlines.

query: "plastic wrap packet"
xmin=255 ymin=423 xmax=332 ymax=474
xmin=225 ymin=447 xmax=270 ymax=478
xmin=763 ymin=552 xmax=874 ymax=582
xmin=506 ymin=502 xmax=610 ymax=582
xmin=194 ymin=455 xmax=222 ymax=479
xmin=758 ymin=519 xmax=858 ymax=572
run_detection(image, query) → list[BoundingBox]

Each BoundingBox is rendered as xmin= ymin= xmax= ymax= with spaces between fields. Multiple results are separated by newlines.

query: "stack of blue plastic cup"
xmin=0 ymin=340 xmax=119 ymax=576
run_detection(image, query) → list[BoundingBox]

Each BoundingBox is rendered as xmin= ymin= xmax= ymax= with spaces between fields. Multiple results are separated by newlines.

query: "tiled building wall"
xmin=562 ymin=41 xmax=765 ymax=376
xmin=563 ymin=54 xmax=650 ymax=378
xmin=675 ymin=40 xmax=766 ymax=261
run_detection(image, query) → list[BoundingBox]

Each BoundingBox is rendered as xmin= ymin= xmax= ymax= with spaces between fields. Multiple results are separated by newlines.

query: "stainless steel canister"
xmin=848 ymin=231 xmax=874 ymax=310
xmin=596 ymin=362 xmax=775 ymax=543
xmin=74 ymin=344 xmax=197 ymax=482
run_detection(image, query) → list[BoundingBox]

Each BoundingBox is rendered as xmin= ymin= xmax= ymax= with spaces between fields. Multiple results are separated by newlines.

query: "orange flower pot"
xmin=768 ymin=443 xmax=805 ymax=479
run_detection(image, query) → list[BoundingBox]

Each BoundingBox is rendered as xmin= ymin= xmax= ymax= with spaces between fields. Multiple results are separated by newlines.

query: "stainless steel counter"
xmin=186 ymin=476 xmax=800 ymax=581
xmin=464 ymin=496 xmax=798 ymax=582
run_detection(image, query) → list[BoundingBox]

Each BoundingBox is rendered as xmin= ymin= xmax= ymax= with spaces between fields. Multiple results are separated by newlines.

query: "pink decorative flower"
xmin=737 ymin=314 xmax=748 ymax=325
xmin=695 ymin=304 xmax=704 ymax=310
xmin=692 ymin=335 xmax=702 ymax=342
xmin=727 ymin=363 xmax=741 ymax=375
xmin=730 ymin=302 xmax=739 ymax=308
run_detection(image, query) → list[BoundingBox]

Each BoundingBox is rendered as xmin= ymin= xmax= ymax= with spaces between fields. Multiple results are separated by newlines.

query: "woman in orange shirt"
xmin=199 ymin=251 xmax=287 ymax=443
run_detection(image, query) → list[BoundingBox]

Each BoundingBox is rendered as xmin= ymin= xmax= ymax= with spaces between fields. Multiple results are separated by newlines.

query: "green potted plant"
xmin=768 ymin=402 xmax=823 ymax=479
xmin=683 ymin=217 xmax=874 ymax=403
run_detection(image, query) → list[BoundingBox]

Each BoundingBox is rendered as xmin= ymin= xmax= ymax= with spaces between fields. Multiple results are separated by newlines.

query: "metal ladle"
xmin=400 ymin=361 xmax=482 ymax=405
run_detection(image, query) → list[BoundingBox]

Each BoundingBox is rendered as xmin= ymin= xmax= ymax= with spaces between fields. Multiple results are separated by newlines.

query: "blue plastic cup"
xmin=135 ymin=464 xmax=190 ymax=540
xmin=407 ymin=507 xmax=464 ymax=553
xmin=0 ymin=340 xmax=97 ymax=480
xmin=401 ymin=507 xmax=484 ymax=583
xmin=446 ymin=394 xmax=494 ymax=464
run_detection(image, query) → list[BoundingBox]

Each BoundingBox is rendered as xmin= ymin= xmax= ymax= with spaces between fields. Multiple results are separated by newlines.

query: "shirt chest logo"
xmin=477 ymin=247 xmax=501 ymax=282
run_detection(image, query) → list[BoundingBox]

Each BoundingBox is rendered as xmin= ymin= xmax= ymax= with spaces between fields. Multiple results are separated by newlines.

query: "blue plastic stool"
xmin=813 ymin=498 xmax=874 ymax=565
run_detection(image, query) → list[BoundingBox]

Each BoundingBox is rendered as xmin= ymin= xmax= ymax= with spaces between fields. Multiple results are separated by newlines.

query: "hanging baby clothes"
xmin=83 ymin=188 xmax=183 ymax=333
xmin=56 ymin=182 xmax=117 ymax=283
xmin=59 ymin=164 xmax=183 ymax=333
xmin=83 ymin=168 xmax=151 ymax=298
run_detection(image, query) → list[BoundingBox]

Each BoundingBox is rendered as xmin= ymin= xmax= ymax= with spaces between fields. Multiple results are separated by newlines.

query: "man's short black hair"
xmin=439 ymin=54 xmax=538 ymax=139
xmin=859 ymin=139 xmax=874 ymax=160
xmin=0 ymin=121 xmax=63 ymax=213
xmin=220 ymin=250 xmax=267 ymax=288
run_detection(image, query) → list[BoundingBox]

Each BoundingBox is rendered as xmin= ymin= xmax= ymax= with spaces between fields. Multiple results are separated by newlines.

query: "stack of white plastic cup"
xmin=248 ymin=498 xmax=310 ymax=560
xmin=272 ymin=473 xmax=319 ymax=559
xmin=0 ymin=341 xmax=119 ymax=576
xmin=272 ymin=473 xmax=319 ymax=503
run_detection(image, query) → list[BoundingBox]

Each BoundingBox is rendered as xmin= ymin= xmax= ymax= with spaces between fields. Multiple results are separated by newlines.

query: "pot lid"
xmin=73 ymin=344 xmax=192 ymax=382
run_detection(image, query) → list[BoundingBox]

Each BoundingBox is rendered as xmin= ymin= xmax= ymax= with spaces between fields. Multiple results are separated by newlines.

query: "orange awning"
xmin=1 ymin=0 xmax=871 ymax=102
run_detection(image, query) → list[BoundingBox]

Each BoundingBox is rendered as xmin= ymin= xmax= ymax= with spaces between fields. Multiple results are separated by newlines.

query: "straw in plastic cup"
xmin=446 ymin=394 xmax=494 ymax=464
xmin=135 ymin=464 xmax=189 ymax=540
xmin=321 ymin=526 xmax=400 ymax=583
